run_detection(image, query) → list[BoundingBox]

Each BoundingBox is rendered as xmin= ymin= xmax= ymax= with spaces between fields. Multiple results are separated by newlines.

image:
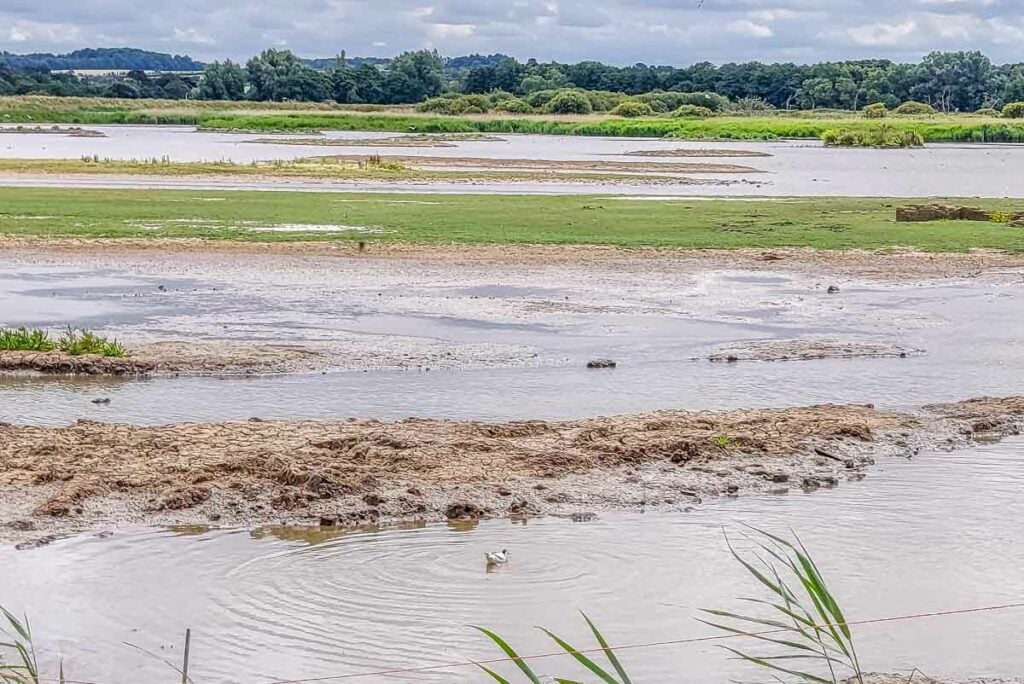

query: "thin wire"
xmin=255 ymin=600 xmax=1024 ymax=684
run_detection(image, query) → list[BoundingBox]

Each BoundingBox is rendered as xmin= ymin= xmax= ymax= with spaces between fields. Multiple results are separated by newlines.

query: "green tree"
xmin=199 ymin=60 xmax=247 ymax=100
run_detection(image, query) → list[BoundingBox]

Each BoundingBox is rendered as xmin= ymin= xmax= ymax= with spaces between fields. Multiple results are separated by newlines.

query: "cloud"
xmin=846 ymin=19 xmax=918 ymax=45
xmin=1 ymin=0 xmax=1023 ymax=64
xmin=727 ymin=19 xmax=774 ymax=37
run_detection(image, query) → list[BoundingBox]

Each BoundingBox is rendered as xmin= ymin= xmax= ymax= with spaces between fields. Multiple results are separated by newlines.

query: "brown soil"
xmin=2 ymin=236 xmax=1021 ymax=282
xmin=0 ymin=351 xmax=155 ymax=375
xmin=309 ymin=154 xmax=762 ymax=174
xmin=708 ymin=339 xmax=921 ymax=363
xmin=3 ymin=396 xmax=1022 ymax=544
xmin=624 ymin=148 xmax=772 ymax=158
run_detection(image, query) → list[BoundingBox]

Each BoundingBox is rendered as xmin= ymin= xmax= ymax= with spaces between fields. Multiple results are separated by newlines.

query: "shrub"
xmin=863 ymin=102 xmax=888 ymax=118
xmin=487 ymin=90 xmax=516 ymax=105
xmin=1002 ymin=102 xmax=1024 ymax=118
xmin=610 ymin=100 xmax=654 ymax=117
xmin=544 ymin=90 xmax=593 ymax=115
xmin=727 ymin=96 xmax=775 ymax=115
xmin=673 ymin=91 xmax=730 ymax=112
xmin=494 ymin=97 xmax=532 ymax=114
xmin=458 ymin=94 xmax=493 ymax=113
xmin=974 ymin=107 xmax=1001 ymax=117
xmin=670 ymin=104 xmax=715 ymax=119
xmin=893 ymin=100 xmax=936 ymax=115
xmin=416 ymin=97 xmax=465 ymax=115
xmin=821 ymin=126 xmax=924 ymax=148
xmin=635 ymin=91 xmax=691 ymax=113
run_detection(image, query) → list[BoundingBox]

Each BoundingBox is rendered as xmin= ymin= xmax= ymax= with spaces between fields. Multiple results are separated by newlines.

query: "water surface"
xmin=2 ymin=441 xmax=1022 ymax=683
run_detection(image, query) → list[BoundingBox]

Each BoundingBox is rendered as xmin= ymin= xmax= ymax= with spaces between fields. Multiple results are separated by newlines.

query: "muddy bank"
xmin=3 ymin=236 xmax=1023 ymax=282
xmin=624 ymin=148 xmax=772 ymax=158
xmin=309 ymin=154 xmax=762 ymax=174
xmin=244 ymin=134 xmax=505 ymax=147
xmin=0 ymin=339 xmax=541 ymax=377
xmin=708 ymin=339 xmax=921 ymax=363
xmin=2 ymin=396 xmax=1022 ymax=545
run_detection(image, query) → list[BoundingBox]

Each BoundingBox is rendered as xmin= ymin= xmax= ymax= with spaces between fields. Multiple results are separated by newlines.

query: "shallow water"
xmin=1 ymin=257 xmax=1023 ymax=426
xmin=2 ymin=440 xmax=1022 ymax=683
xmin=1 ymin=124 xmax=1023 ymax=196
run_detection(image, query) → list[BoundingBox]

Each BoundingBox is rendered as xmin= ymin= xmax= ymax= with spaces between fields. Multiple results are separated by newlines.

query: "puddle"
xmin=2 ymin=441 xmax=1022 ymax=683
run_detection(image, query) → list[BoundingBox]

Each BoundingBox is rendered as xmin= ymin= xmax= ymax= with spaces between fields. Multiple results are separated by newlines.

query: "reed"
xmin=0 ymin=605 xmax=64 ymax=684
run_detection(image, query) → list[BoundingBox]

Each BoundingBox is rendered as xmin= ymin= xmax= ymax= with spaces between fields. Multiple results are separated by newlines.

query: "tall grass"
xmin=699 ymin=528 xmax=863 ymax=683
xmin=0 ymin=326 xmax=127 ymax=357
xmin=474 ymin=613 xmax=632 ymax=684
xmin=0 ymin=606 xmax=63 ymax=684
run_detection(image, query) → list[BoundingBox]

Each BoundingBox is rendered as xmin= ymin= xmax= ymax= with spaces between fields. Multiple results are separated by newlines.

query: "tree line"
xmin=2 ymin=47 xmax=1023 ymax=113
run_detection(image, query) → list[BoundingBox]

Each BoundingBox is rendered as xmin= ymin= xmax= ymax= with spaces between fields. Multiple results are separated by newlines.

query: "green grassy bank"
xmin=3 ymin=96 xmax=1024 ymax=142
xmin=1 ymin=188 xmax=1023 ymax=251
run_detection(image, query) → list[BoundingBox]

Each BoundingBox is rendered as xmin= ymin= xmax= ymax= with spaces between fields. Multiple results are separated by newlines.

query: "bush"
xmin=974 ymin=107 xmax=1001 ymax=117
xmin=821 ymin=126 xmax=924 ymax=148
xmin=544 ymin=90 xmax=593 ymax=115
xmin=673 ymin=91 xmax=730 ymax=112
xmin=727 ymin=96 xmax=775 ymax=115
xmin=863 ymin=102 xmax=888 ymax=119
xmin=670 ymin=104 xmax=715 ymax=119
xmin=893 ymin=100 xmax=936 ymax=115
xmin=610 ymin=100 xmax=654 ymax=117
xmin=1002 ymin=102 xmax=1024 ymax=118
xmin=487 ymin=90 xmax=516 ymax=105
xmin=417 ymin=97 xmax=465 ymax=115
xmin=494 ymin=97 xmax=532 ymax=114
xmin=584 ymin=90 xmax=628 ymax=113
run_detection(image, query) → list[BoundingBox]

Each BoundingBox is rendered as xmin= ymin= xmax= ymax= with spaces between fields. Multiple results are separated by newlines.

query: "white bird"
xmin=485 ymin=549 xmax=510 ymax=565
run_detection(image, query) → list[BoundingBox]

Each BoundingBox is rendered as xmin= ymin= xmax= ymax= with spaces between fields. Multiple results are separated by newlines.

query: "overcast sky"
xmin=3 ymin=0 xmax=1023 ymax=65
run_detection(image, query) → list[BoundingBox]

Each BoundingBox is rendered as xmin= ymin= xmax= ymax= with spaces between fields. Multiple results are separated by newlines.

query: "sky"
xmin=3 ymin=0 xmax=1024 ymax=65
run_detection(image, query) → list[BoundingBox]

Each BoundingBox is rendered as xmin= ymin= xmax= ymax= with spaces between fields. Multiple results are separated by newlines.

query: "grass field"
xmin=1 ymin=188 xmax=1023 ymax=251
xmin=3 ymin=95 xmax=1024 ymax=142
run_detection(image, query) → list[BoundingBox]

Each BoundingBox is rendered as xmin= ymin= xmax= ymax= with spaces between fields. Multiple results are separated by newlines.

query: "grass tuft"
xmin=0 ymin=326 xmax=127 ymax=357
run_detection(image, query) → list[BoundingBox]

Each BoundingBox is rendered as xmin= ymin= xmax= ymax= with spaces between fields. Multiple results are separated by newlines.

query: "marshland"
xmin=2 ymin=43 xmax=1024 ymax=684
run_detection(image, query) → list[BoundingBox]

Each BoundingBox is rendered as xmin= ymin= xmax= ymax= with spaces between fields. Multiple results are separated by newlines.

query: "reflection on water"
xmin=2 ymin=441 xmax=1023 ymax=683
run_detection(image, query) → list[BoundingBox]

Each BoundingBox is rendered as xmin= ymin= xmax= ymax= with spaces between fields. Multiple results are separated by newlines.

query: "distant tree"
xmin=199 ymin=60 xmax=247 ymax=100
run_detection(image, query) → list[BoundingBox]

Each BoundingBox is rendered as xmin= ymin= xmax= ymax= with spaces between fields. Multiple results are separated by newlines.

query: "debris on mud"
xmin=2 ymin=396 xmax=1023 ymax=542
xmin=708 ymin=339 xmax=920 ymax=363
xmin=895 ymin=203 xmax=1024 ymax=226
xmin=586 ymin=358 xmax=617 ymax=369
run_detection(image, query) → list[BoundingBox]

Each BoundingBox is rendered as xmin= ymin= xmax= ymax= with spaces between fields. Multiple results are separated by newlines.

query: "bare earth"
xmin=708 ymin=339 xmax=922 ymax=363
xmin=4 ymin=235 xmax=1024 ymax=281
xmin=2 ymin=396 xmax=1022 ymax=546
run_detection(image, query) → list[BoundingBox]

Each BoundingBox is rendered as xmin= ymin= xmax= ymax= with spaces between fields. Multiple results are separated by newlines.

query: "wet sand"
xmin=2 ymin=396 xmax=1022 ymax=545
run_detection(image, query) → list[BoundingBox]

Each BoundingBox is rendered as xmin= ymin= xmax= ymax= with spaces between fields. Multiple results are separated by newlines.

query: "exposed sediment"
xmin=708 ymin=339 xmax=921 ymax=363
xmin=2 ymin=396 xmax=1022 ymax=545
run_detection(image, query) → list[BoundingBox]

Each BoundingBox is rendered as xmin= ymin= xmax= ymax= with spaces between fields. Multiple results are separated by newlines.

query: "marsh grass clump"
xmin=862 ymin=102 xmax=888 ymax=119
xmin=0 ymin=326 xmax=127 ymax=357
xmin=56 ymin=327 xmax=128 ymax=357
xmin=821 ymin=126 xmax=924 ymax=148
xmin=0 ymin=327 xmax=53 ymax=352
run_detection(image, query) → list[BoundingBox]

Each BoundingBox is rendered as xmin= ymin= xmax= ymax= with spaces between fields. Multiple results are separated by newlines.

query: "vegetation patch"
xmin=0 ymin=326 xmax=127 ymax=357
xmin=821 ymin=126 xmax=925 ymax=148
xmin=2 ymin=189 xmax=1024 ymax=252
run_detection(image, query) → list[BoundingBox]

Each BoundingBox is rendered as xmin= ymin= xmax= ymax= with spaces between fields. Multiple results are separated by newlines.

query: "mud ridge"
xmin=2 ymin=396 xmax=1022 ymax=545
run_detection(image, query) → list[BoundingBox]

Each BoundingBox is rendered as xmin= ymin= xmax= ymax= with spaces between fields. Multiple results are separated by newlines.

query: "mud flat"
xmin=2 ymin=396 xmax=1021 ymax=545
xmin=708 ymin=339 xmax=922 ymax=363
